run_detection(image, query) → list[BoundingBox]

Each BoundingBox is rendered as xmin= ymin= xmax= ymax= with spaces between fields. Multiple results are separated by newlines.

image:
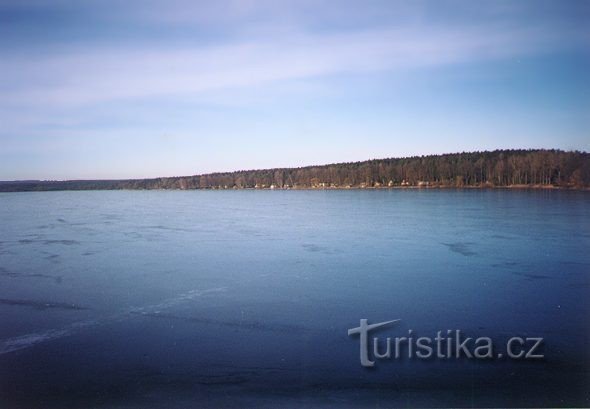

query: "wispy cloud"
xmin=1 ymin=23 xmax=581 ymax=107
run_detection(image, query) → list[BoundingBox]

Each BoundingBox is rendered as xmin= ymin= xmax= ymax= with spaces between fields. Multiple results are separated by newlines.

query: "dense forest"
xmin=1 ymin=149 xmax=589 ymax=192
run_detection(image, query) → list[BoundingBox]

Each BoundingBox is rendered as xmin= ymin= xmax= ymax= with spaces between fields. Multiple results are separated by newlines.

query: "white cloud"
xmin=0 ymin=23 xmax=576 ymax=108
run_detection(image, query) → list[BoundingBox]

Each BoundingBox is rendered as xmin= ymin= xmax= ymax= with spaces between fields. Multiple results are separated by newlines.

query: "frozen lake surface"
xmin=0 ymin=189 xmax=589 ymax=407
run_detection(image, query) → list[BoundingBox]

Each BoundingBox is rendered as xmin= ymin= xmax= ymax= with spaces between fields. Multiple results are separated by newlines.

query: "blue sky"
xmin=1 ymin=0 xmax=589 ymax=180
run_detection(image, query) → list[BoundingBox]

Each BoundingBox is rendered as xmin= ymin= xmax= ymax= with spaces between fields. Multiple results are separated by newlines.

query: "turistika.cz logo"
xmin=347 ymin=319 xmax=544 ymax=367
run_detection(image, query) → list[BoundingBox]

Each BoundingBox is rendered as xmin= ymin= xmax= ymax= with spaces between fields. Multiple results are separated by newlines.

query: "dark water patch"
xmin=18 ymin=238 xmax=80 ymax=246
xmin=302 ymin=243 xmax=333 ymax=254
xmin=45 ymin=254 xmax=61 ymax=263
xmin=101 ymin=213 xmax=123 ymax=220
xmin=490 ymin=234 xmax=515 ymax=240
xmin=0 ymin=269 xmax=62 ymax=283
xmin=143 ymin=225 xmax=195 ymax=233
xmin=57 ymin=218 xmax=67 ymax=223
xmin=511 ymin=271 xmax=552 ymax=280
xmin=0 ymin=298 xmax=87 ymax=311
xmin=491 ymin=261 xmax=520 ymax=268
xmin=133 ymin=311 xmax=314 ymax=334
xmin=561 ymin=260 xmax=590 ymax=267
xmin=235 ymin=228 xmax=269 ymax=238
xmin=43 ymin=239 xmax=80 ymax=245
xmin=441 ymin=242 xmax=477 ymax=256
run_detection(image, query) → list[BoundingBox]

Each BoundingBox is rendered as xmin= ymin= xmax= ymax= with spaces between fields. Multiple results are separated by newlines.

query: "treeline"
xmin=1 ymin=149 xmax=589 ymax=192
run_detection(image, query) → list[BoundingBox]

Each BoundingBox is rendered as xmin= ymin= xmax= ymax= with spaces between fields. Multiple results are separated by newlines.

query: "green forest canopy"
xmin=1 ymin=149 xmax=589 ymax=191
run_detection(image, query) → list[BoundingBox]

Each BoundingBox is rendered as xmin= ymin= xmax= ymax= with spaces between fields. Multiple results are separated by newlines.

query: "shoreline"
xmin=1 ymin=184 xmax=588 ymax=193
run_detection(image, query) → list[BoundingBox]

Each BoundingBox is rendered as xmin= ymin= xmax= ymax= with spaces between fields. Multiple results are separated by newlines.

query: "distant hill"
xmin=1 ymin=149 xmax=589 ymax=192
